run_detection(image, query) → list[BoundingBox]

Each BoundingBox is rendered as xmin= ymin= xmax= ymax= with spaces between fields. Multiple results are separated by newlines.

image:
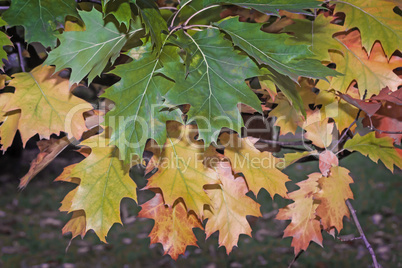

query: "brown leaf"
xmin=19 ymin=136 xmax=72 ymax=189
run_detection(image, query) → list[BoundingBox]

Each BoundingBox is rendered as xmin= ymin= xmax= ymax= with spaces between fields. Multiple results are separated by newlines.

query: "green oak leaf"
xmin=215 ymin=17 xmax=339 ymax=82
xmin=343 ymin=132 xmax=402 ymax=173
xmin=45 ymin=9 xmax=142 ymax=86
xmin=333 ymin=0 xmax=402 ymax=57
xmin=163 ymin=29 xmax=262 ymax=146
xmin=102 ymin=42 xmax=182 ymax=162
xmin=58 ymin=132 xmax=137 ymax=242
xmin=2 ymin=0 xmax=79 ymax=48
xmin=135 ymin=0 xmax=168 ymax=51
xmin=203 ymin=0 xmax=323 ymax=15
xmin=284 ymin=14 xmax=344 ymax=61
xmin=102 ymin=0 xmax=133 ymax=29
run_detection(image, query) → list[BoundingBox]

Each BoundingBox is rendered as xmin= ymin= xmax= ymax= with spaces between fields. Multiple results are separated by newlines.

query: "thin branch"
xmin=258 ymin=138 xmax=312 ymax=146
xmin=16 ymin=42 xmax=26 ymax=72
xmin=183 ymin=4 xmax=220 ymax=26
xmin=346 ymin=200 xmax=380 ymax=268
xmin=367 ymin=116 xmax=402 ymax=134
xmin=330 ymin=108 xmax=362 ymax=151
xmin=288 ymin=250 xmax=304 ymax=268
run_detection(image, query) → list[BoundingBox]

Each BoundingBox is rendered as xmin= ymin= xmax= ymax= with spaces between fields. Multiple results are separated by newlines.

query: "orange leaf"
xmin=276 ymin=173 xmax=323 ymax=255
xmin=316 ymin=166 xmax=354 ymax=232
xmin=144 ymin=122 xmax=218 ymax=218
xmin=19 ymin=136 xmax=72 ymax=189
xmin=3 ymin=65 xmax=92 ymax=146
xmin=329 ymin=30 xmax=402 ymax=97
xmin=138 ymin=193 xmax=203 ymax=260
xmin=220 ymin=133 xmax=289 ymax=198
xmin=62 ymin=210 xmax=86 ymax=239
xmin=204 ymin=162 xmax=261 ymax=254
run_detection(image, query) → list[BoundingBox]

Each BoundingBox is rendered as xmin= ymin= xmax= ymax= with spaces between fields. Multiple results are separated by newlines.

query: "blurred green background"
xmin=0 ymin=149 xmax=400 ymax=268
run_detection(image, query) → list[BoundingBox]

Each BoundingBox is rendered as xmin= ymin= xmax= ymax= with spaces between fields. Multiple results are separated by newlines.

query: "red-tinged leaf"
xmin=2 ymin=65 xmax=92 ymax=146
xmin=19 ymin=137 xmax=72 ymax=189
xmin=371 ymin=87 xmax=402 ymax=105
xmin=219 ymin=133 xmax=289 ymax=198
xmin=319 ymin=150 xmax=339 ymax=177
xmin=62 ymin=210 xmax=86 ymax=239
xmin=204 ymin=162 xmax=262 ymax=254
xmin=362 ymin=101 xmax=402 ymax=145
xmin=276 ymin=173 xmax=323 ymax=255
xmin=343 ymin=132 xmax=402 ymax=172
xmin=338 ymin=92 xmax=382 ymax=117
xmin=316 ymin=166 xmax=354 ymax=232
xmin=329 ymin=30 xmax=402 ymax=97
xmin=138 ymin=193 xmax=203 ymax=260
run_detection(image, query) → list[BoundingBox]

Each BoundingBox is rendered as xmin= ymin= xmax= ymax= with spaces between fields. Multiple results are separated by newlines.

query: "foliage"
xmin=0 ymin=0 xmax=401 ymax=264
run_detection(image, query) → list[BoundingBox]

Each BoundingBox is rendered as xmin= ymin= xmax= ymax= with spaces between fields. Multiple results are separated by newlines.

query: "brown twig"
xmin=288 ymin=250 xmax=304 ymax=268
xmin=346 ymin=200 xmax=380 ymax=268
xmin=16 ymin=42 xmax=26 ymax=72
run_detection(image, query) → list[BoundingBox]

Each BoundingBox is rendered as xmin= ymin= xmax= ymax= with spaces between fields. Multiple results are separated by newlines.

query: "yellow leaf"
xmin=303 ymin=117 xmax=334 ymax=148
xmin=56 ymin=130 xmax=137 ymax=242
xmin=145 ymin=122 xmax=219 ymax=218
xmin=220 ymin=133 xmax=289 ymax=198
xmin=316 ymin=166 xmax=354 ymax=232
xmin=3 ymin=65 xmax=92 ymax=145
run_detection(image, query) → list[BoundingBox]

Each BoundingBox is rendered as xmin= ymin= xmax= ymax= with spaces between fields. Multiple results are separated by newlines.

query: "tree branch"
xmin=16 ymin=42 xmax=26 ymax=72
xmin=258 ymin=138 xmax=312 ymax=146
xmin=346 ymin=200 xmax=380 ymax=268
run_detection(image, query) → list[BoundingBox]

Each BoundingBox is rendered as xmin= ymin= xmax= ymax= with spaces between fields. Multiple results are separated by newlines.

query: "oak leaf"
xmin=0 ymin=92 xmax=20 ymax=151
xmin=56 ymin=130 xmax=137 ymax=242
xmin=2 ymin=65 xmax=92 ymax=146
xmin=19 ymin=137 xmax=72 ymax=189
xmin=219 ymin=133 xmax=289 ymax=198
xmin=204 ymin=162 xmax=262 ymax=254
xmin=333 ymin=0 xmax=402 ymax=57
xmin=144 ymin=122 xmax=219 ymax=218
xmin=343 ymin=132 xmax=402 ymax=172
xmin=276 ymin=173 xmax=323 ymax=255
xmin=138 ymin=193 xmax=203 ymax=260
xmin=315 ymin=166 xmax=354 ymax=232
xmin=329 ymin=30 xmax=402 ymax=97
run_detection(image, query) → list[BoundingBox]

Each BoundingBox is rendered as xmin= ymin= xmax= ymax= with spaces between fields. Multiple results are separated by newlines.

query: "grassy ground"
xmin=0 ymin=149 xmax=400 ymax=268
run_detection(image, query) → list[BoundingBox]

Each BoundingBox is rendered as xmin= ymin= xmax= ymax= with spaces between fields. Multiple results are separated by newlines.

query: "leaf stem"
xmin=345 ymin=200 xmax=380 ymax=268
xmin=183 ymin=4 xmax=220 ymax=26
xmin=169 ymin=0 xmax=193 ymax=29
xmin=330 ymin=108 xmax=362 ymax=151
